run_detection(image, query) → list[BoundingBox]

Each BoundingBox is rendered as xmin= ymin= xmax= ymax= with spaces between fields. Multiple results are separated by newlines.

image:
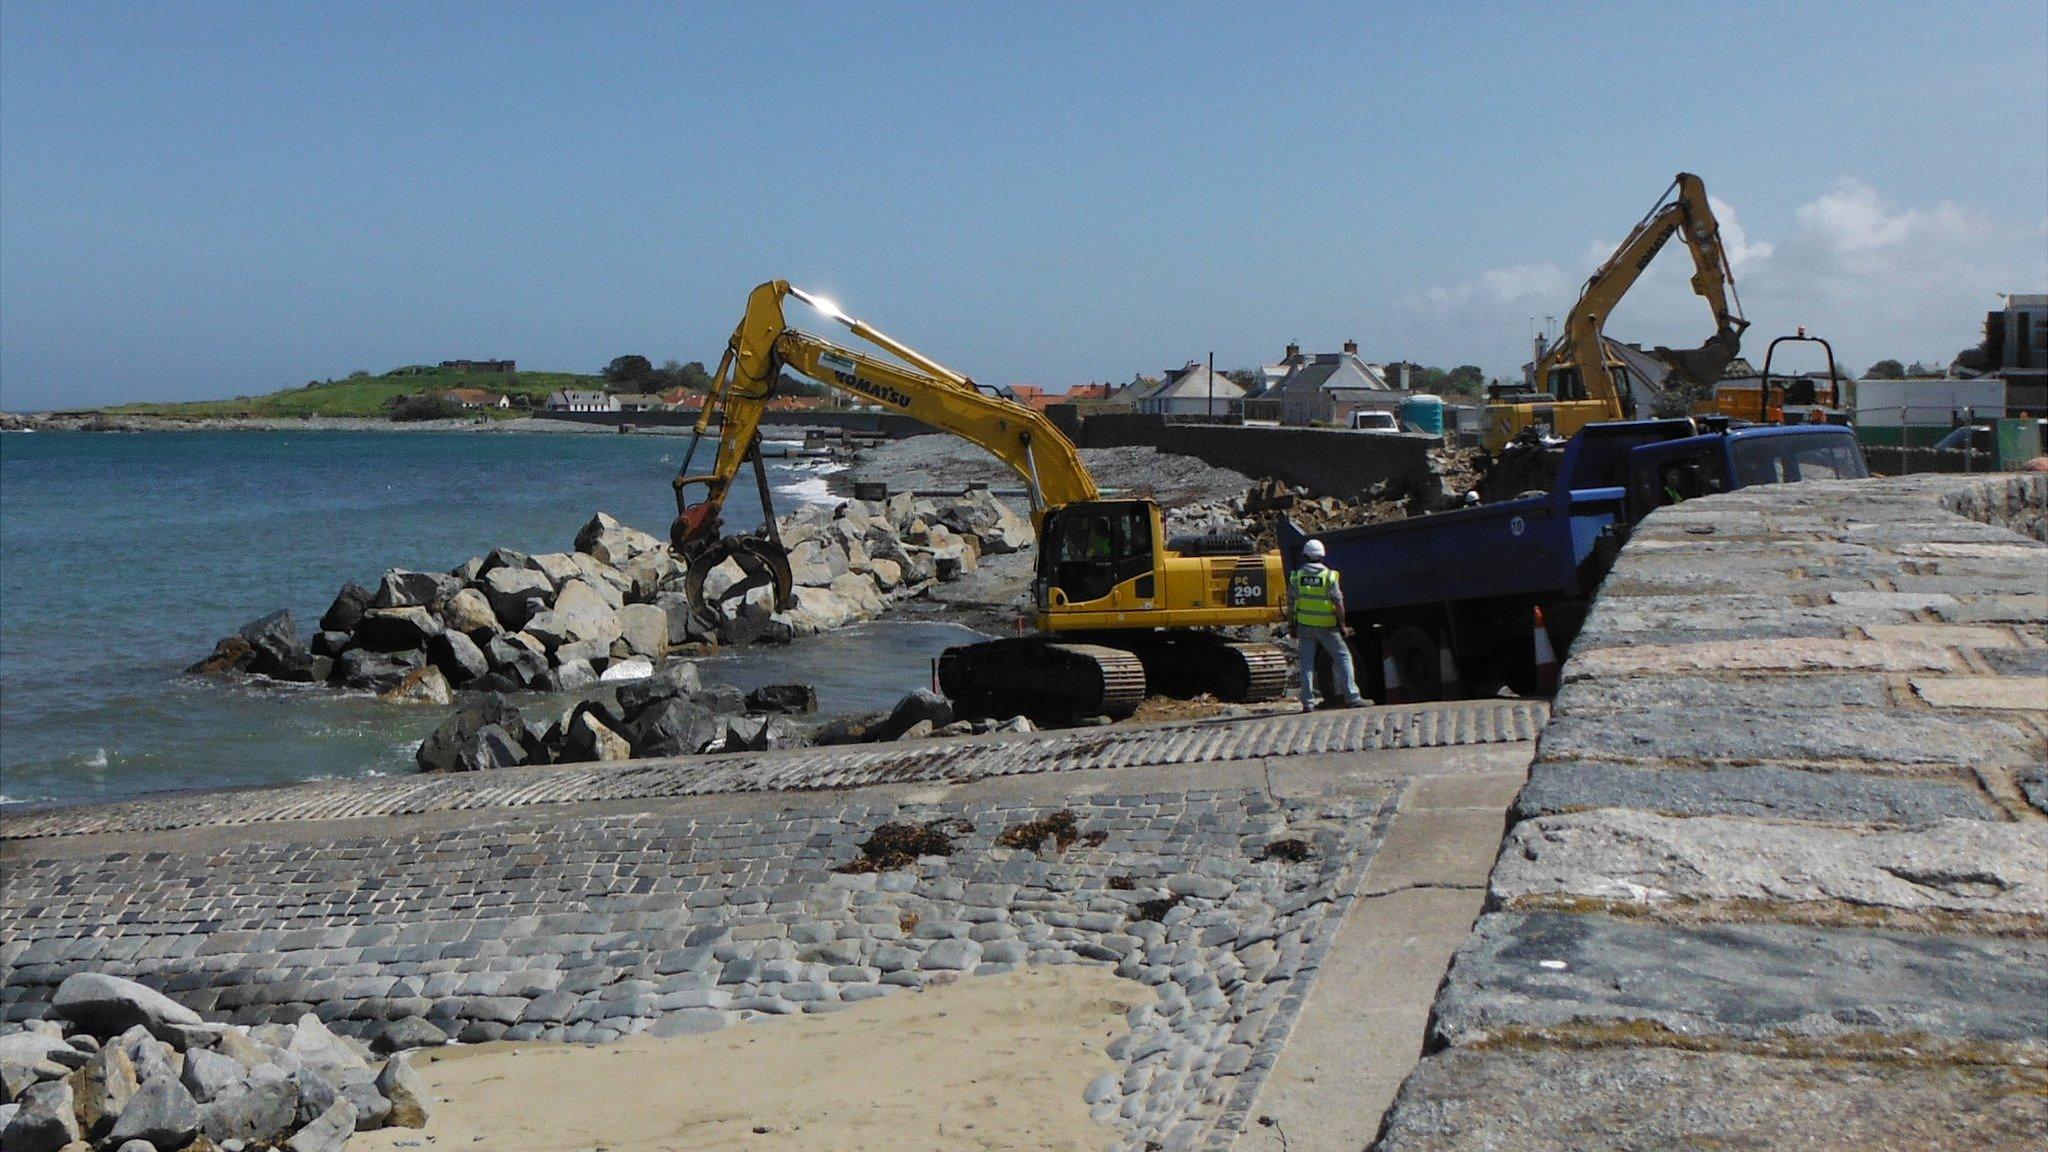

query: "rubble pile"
xmin=1168 ymin=446 xmax=1488 ymax=550
xmin=0 ymin=972 xmax=429 ymax=1152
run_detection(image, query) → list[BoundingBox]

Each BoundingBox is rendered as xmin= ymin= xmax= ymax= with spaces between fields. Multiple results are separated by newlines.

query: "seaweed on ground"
xmin=995 ymin=809 xmax=1083 ymax=854
xmin=1108 ymin=875 xmax=1137 ymax=891
xmin=1131 ymin=894 xmax=1184 ymax=922
xmin=1260 ymin=838 xmax=1313 ymax=863
xmin=835 ymin=820 xmax=960 ymax=873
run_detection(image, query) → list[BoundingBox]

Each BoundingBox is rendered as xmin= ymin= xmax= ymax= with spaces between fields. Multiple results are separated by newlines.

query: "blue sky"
xmin=3 ymin=1 xmax=2044 ymax=410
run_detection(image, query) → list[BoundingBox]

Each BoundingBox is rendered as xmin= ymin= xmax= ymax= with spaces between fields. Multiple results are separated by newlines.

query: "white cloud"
xmin=1405 ymin=178 xmax=2046 ymax=377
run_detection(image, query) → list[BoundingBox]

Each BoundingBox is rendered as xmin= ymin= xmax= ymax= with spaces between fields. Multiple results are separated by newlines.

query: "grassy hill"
xmin=98 ymin=368 xmax=610 ymax=419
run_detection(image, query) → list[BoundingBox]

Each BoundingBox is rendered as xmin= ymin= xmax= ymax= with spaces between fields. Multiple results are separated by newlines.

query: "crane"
xmin=670 ymin=280 xmax=1292 ymax=718
xmin=1484 ymin=172 xmax=1748 ymax=451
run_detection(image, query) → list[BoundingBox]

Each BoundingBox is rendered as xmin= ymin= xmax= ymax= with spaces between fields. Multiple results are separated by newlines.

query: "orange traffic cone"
xmin=1532 ymin=606 xmax=1559 ymax=695
xmin=1377 ymin=626 xmax=1410 ymax=705
xmin=1436 ymin=629 xmax=1465 ymax=699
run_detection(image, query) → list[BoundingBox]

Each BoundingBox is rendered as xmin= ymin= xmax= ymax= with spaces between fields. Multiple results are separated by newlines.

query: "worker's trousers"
xmin=1297 ymin=625 xmax=1365 ymax=708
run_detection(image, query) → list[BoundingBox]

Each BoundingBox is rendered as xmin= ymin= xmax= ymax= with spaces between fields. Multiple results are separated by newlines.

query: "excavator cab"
xmin=1038 ymin=502 xmax=1157 ymax=610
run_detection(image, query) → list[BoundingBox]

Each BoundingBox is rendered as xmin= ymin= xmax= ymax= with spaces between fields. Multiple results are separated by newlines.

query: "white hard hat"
xmin=1302 ymin=539 xmax=1326 ymax=560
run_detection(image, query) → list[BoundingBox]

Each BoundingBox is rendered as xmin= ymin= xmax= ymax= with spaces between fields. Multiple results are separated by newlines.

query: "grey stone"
xmin=370 ymin=1015 xmax=447 ymax=1054
xmin=375 ymin=1054 xmax=430 ymax=1128
xmin=1373 ymin=1046 xmax=2048 ymax=1152
xmin=373 ymin=569 xmax=454 ymax=609
xmin=648 ymin=1010 xmax=732 ymax=1037
xmin=524 ymin=580 xmax=622 ymax=651
xmin=1494 ymin=812 xmax=2048 ymax=919
xmin=1538 ymin=708 xmax=2038 ymax=769
xmin=1431 ymin=911 xmax=2048 ymax=1053
xmin=52 ymin=973 xmax=203 ymax=1042
xmin=107 ymin=1074 xmax=201 ymax=1150
xmin=179 ymin=1046 xmax=246 ymax=1103
xmin=286 ymin=1096 xmax=357 ymax=1152
xmin=0 ymin=1080 xmax=78 ymax=1152
xmin=352 ymin=606 xmax=443 ymax=652
xmin=67 ymin=1042 xmax=138 ymax=1137
xmin=480 ymin=567 xmax=553 ymax=630
xmin=920 ymin=939 xmax=982 ymax=971
xmin=427 ymin=629 xmax=490 ymax=686
xmin=200 ymin=1066 xmax=298 ymax=1145
xmin=1514 ymin=760 xmax=2003 ymax=825
xmin=440 ymin=586 xmax=499 ymax=637
xmin=318 ymin=581 xmax=374 ymax=634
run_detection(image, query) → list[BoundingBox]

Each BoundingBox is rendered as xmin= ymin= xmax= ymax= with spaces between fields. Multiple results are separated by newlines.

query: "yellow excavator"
xmin=1483 ymin=172 xmax=1749 ymax=452
xmin=669 ymin=280 xmax=1291 ymax=718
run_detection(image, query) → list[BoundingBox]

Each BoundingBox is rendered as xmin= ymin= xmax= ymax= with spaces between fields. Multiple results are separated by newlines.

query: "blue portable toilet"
xmin=1399 ymin=393 xmax=1444 ymax=436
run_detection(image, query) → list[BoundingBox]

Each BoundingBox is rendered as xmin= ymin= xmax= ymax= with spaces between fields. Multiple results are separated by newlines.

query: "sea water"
xmin=0 ymin=430 xmax=978 ymax=808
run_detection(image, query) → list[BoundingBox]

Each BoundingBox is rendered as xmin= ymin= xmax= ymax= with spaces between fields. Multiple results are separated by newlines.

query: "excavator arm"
xmin=1534 ymin=172 xmax=1748 ymax=416
xmin=670 ymin=280 xmax=1099 ymax=598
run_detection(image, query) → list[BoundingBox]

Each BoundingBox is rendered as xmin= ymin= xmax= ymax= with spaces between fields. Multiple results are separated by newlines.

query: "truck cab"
xmin=1622 ymin=425 xmax=1867 ymax=522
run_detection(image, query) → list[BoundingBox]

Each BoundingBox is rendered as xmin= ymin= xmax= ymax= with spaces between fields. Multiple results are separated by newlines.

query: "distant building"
xmin=1063 ymin=383 xmax=1113 ymax=403
xmin=1955 ymin=293 xmax=2048 ymax=412
xmin=543 ymin=390 xmax=618 ymax=413
xmin=611 ymin=393 xmax=667 ymax=412
xmin=443 ymin=388 xmax=511 ymax=410
xmin=440 ymin=359 xmax=516 ymax=374
xmin=1122 ymin=361 xmax=1245 ymax=418
xmin=1266 ymin=343 xmax=1395 ymax=425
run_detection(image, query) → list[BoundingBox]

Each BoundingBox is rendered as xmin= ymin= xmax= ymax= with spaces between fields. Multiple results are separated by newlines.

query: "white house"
xmin=1125 ymin=362 xmax=1246 ymax=418
xmin=1268 ymin=344 xmax=1395 ymax=425
xmin=543 ymin=390 xmax=619 ymax=413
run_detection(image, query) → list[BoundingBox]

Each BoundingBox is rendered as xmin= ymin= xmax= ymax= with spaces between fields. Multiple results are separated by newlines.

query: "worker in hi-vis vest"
xmin=1287 ymin=539 xmax=1367 ymax=711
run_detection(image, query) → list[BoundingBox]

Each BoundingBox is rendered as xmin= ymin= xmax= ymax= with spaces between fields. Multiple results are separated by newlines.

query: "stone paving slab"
xmin=1492 ymin=811 xmax=2048 ymax=922
xmin=1535 ymin=707 xmax=2040 ymax=770
xmin=0 ymin=699 xmax=1545 ymax=842
xmin=1427 ymin=911 xmax=2048 ymax=1057
xmin=1513 ymin=760 xmax=2004 ymax=825
xmin=1373 ymin=1047 xmax=2048 ymax=1152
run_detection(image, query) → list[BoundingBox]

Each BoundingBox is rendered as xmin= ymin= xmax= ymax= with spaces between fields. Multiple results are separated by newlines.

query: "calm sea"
xmin=0 ymin=430 xmax=978 ymax=808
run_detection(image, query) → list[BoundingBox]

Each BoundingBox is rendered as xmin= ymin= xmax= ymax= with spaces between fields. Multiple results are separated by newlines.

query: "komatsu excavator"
xmin=669 ymin=280 xmax=1291 ymax=718
xmin=1483 ymin=172 xmax=1748 ymax=452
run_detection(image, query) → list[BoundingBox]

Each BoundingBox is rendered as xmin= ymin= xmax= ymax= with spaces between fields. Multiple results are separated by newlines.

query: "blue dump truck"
xmin=1278 ymin=418 xmax=1869 ymax=699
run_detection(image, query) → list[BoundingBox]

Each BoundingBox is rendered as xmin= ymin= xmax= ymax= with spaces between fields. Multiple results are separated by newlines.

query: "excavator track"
xmin=939 ymin=639 xmax=1147 ymax=720
xmin=1123 ymin=634 xmax=1291 ymax=703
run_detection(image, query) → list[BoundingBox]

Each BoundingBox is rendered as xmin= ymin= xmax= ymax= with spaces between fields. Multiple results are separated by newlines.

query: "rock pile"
xmin=0 ymin=972 xmax=428 ymax=1152
xmin=191 ymin=492 xmax=1036 ymax=702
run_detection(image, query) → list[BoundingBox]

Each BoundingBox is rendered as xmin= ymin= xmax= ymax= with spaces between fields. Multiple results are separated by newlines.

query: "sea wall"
xmin=534 ymin=408 xmax=937 ymax=438
xmin=1373 ymin=473 xmax=2048 ymax=1149
xmin=1074 ymin=413 xmax=1439 ymax=501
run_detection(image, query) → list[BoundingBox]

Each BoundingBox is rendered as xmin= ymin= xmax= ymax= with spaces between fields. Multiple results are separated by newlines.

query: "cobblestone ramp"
xmin=0 ymin=699 xmax=1544 ymax=841
xmin=3 ymin=784 xmax=1399 ymax=1152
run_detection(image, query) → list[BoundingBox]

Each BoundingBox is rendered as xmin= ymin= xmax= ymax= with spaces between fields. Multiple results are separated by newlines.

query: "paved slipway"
xmin=1373 ymin=473 xmax=2048 ymax=1151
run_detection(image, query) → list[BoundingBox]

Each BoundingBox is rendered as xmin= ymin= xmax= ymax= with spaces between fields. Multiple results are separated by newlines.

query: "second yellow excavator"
xmin=669 ymin=280 xmax=1292 ymax=718
xmin=1484 ymin=172 xmax=1749 ymax=451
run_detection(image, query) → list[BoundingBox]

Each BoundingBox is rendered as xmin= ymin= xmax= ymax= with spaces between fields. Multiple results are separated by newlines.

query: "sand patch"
xmin=350 ymin=964 xmax=1147 ymax=1152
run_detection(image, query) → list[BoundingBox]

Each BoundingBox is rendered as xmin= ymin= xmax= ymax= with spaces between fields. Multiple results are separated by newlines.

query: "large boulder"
xmin=106 ymin=1073 xmax=201 ymax=1150
xmin=318 ymin=581 xmax=374 ymax=634
xmin=440 ymin=586 xmax=499 ymax=637
xmin=528 ymin=552 xmax=584 ymax=590
xmin=621 ymin=551 xmax=677 ymax=604
xmin=186 ymin=635 xmax=255 ymax=676
xmin=652 ymin=591 xmax=703 ymax=647
xmin=427 ymin=630 xmax=489 ymax=686
xmin=67 ymin=1044 xmax=137 ymax=1138
xmin=237 ymin=609 xmax=309 ymax=679
xmin=599 ymin=657 xmax=655 ymax=683
xmin=480 ymin=567 xmax=553 ymax=630
xmin=562 ymin=708 xmax=633 ymax=763
xmin=1 ymin=1080 xmax=78 ymax=1152
xmin=524 ymin=580 xmax=622 ymax=651
xmin=416 ymin=695 xmax=526 ymax=773
xmin=615 ymin=603 xmax=670 ymax=662
xmin=200 ymin=1063 xmax=298 ymax=1146
xmin=746 ymin=684 xmax=817 ymax=715
xmin=179 ymin=1047 xmax=245 ymax=1104
xmin=379 ymin=666 xmax=453 ymax=707
xmin=768 ymin=587 xmax=857 ymax=638
xmin=574 ymin=512 xmax=665 ymax=568
xmin=286 ymin=1096 xmax=357 ymax=1152
xmin=627 ymin=696 xmax=723 ymax=758
xmin=351 ymin=606 xmax=442 ymax=652
xmin=372 ymin=569 xmax=455 ymax=610
xmin=333 ymin=648 xmax=424 ymax=693
xmin=571 ymin=553 xmax=629 ymax=606
xmin=614 ymin=662 xmax=703 ymax=717
xmin=476 ymin=546 xmax=531 ymax=576
xmin=484 ymin=633 xmax=549 ymax=687
xmin=375 ymin=1054 xmax=430 ymax=1129
xmin=875 ymin=689 xmax=953 ymax=742
xmin=53 ymin=974 xmax=203 ymax=1043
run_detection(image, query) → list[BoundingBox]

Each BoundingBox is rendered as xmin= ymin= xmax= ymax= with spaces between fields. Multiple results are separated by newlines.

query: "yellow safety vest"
xmin=1289 ymin=565 xmax=1340 ymax=628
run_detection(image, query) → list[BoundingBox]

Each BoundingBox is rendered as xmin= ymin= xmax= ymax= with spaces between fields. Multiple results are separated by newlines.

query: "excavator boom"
xmin=1486 ymin=172 xmax=1747 ymax=450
